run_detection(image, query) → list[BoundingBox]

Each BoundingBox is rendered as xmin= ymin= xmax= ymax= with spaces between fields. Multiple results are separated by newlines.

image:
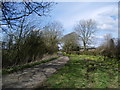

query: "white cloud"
xmin=51 ymin=2 xmax=118 ymax=41
xmin=90 ymin=4 xmax=118 ymax=31
xmin=93 ymin=35 xmax=104 ymax=39
xmin=1 ymin=24 xmax=8 ymax=28
xmin=63 ymin=3 xmax=118 ymax=32
xmin=97 ymin=24 xmax=115 ymax=31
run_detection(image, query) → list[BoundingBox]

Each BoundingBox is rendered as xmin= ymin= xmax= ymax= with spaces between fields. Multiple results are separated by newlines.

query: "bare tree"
xmin=99 ymin=34 xmax=116 ymax=59
xmin=42 ymin=21 xmax=63 ymax=54
xmin=1 ymin=1 xmax=55 ymax=46
xmin=1 ymin=1 xmax=54 ymax=28
xmin=62 ymin=32 xmax=80 ymax=53
xmin=74 ymin=19 xmax=96 ymax=50
xmin=1 ymin=1 xmax=56 ymax=67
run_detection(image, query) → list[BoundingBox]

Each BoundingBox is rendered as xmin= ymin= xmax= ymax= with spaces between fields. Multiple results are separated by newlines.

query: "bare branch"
xmin=74 ymin=19 xmax=96 ymax=50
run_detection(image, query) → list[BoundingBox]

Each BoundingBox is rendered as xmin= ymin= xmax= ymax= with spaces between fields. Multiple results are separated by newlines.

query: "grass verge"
xmin=2 ymin=56 xmax=59 ymax=75
xmin=40 ymin=55 xmax=119 ymax=88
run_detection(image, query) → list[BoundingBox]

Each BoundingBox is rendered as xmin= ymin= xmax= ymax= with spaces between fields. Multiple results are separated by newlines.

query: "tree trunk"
xmin=83 ymin=42 xmax=87 ymax=51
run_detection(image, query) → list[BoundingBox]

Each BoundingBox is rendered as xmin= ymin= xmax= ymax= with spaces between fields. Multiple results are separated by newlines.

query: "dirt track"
xmin=2 ymin=56 xmax=69 ymax=89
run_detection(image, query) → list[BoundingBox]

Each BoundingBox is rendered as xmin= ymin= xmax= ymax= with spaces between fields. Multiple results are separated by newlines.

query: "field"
xmin=41 ymin=55 xmax=119 ymax=88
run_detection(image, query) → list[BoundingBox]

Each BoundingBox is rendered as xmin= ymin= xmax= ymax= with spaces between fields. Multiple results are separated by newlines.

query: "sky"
xmin=42 ymin=2 xmax=118 ymax=47
xmin=1 ymin=1 xmax=118 ymax=47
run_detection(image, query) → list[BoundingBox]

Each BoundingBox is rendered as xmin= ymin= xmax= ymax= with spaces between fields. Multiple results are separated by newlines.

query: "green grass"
xmin=41 ymin=55 xmax=119 ymax=88
xmin=2 ymin=57 xmax=59 ymax=75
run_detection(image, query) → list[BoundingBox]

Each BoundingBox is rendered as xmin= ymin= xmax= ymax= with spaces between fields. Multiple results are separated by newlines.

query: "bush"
xmin=2 ymin=31 xmax=58 ymax=68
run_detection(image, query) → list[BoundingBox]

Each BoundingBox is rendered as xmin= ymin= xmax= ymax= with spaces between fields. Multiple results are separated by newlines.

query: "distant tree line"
xmin=61 ymin=20 xmax=120 ymax=60
xmin=1 ymin=2 xmax=119 ymax=68
xmin=63 ymin=32 xmax=120 ymax=60
xmin=62 ymin=19 xmax=96 ymax=54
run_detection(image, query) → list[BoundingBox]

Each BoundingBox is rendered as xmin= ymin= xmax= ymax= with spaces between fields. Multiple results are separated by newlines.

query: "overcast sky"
xmin=43 ymin=2 xmax=118 ymax=47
